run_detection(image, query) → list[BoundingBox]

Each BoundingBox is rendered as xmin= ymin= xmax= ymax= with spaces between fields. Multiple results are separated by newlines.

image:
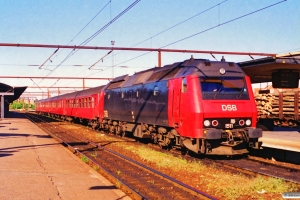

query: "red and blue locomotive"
xmin=36 ymin=57 xmax=262 ymax=155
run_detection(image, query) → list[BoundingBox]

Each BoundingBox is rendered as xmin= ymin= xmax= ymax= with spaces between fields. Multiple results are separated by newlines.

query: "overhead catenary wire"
xmin=86 ymin=0 xmax=229 ymax=78
xmin=37 ymin=0 xmax=112 ymax=81
xmin=162 ymin=0 xmax=287 ymax=49
xmin=49 ymin=0 xmax=141 ymax=77
xmin=9 ymin=0 xmax=288 ymax=94
xmin=97 ymin=0 xmax=228 ymax=67
xmin=111 ymin=0 xmax=287 ymax=68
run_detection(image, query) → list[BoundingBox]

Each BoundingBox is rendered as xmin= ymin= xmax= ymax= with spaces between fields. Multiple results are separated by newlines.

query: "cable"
xmin=50 ymin=0 xmax=141 ymax=76
xmin=38 ymin=0 xmax=221 ymax=88
xmin=38 ymin=0 xmax=111 ymax=81
xmin=112 ymin=0 xmax=287 ymax=67
xmin=162 ymin=0 xmax=287 ymax=48
xmin=102 ymin=0 xmax=228 ymax=63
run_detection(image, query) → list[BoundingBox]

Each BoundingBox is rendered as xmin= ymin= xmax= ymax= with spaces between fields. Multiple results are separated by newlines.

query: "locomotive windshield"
xmin=200 ymin=77 xmax=249 ymax=100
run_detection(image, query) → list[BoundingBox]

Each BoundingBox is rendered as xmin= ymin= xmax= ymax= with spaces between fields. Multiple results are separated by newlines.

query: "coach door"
xmin=168 ymin=78 xmax=181 ymax=128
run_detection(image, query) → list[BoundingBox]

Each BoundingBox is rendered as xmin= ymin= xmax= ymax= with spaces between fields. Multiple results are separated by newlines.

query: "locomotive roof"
xmin=106 ymin=58 xmax=245 ymax=90
xmin=180 ymin=58 xmax=245 ymax=77
xmin=37 ymin=58 xmax=246 ymax=101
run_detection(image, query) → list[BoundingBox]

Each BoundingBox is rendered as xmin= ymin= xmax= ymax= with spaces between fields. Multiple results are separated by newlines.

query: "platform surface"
xmin=260 ymin=130 xmax=300 ymax=152
xmin=0 ymin=111 xmax=131 ymax=200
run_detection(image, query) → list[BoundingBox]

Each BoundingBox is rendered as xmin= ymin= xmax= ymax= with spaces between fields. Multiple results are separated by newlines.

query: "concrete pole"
xmin=158 ymin=51 xmax=161 ymax=67
xmin=1 ymin=95 xmax=4 ymax=118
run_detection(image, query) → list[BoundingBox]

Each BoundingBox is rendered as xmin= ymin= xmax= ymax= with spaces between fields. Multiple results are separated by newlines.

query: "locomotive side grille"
xmin=204 ymin=61 xmax=211 ymax=66
xmin=162 ymin=67 xmax=181 ymax=79
xmin=147 ymin=68 xmax=181 ymax=82
xmin=147 ymin=70 xmax=168 ymax=82
xmin=133 ymin=71 xmax=153 ymax=85
xmin=228 ymin=62 xmax=234 ymax=67
xmin=107 ymin=81 xmax=124 ymax=89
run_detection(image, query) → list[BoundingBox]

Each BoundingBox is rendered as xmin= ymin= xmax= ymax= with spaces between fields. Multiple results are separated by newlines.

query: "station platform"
xmin=260 ymin=131 xmax=300 ymax=152
xmin=0 ymin=111 xmax=131 ymax=200
xmin=257 ymin=130 xmax=300 ymax=164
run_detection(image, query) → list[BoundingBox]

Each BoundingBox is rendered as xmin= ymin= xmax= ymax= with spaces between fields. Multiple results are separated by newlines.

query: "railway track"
xmin=146 ymin=142 xmax=300 ymax=184
xmin=24 ymin=112 xmax=216 ymax=200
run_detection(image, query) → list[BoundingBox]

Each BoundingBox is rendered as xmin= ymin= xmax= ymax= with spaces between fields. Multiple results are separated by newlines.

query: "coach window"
xmin=153 ymin=86 xmax=159 ymax=96
xmin=87 ymin=97 xmax=91 ymax=108
xmin=91 ymin=97 xmax=94 ymax=108
xmin=182 ymin=77 xmax=187 ymax=93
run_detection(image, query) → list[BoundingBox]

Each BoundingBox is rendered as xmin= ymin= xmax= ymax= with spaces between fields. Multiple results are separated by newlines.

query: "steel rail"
xmin=23 ymin=112 xmax=147 ymax=200
xmin=102 ymin=146 xmax=217 ymax=200
xmin=25 ymin=112 xmax=217 ymax=199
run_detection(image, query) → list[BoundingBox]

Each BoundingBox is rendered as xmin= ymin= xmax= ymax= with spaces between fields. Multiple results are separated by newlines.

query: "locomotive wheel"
xmin=121 ymin=130 xmax=126 ymax=137
xmin=181 ymin=147 xmax=189 ymax=155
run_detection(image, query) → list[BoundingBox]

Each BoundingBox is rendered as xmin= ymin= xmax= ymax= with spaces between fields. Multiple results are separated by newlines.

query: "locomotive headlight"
xmin=204 ymin=120 xmax=210 ymax=127
xmin=246 ymin=119 xmax=251 ymax=126
xmin=212 ymin=120 xmax=218 ymax=126
xmin=219 ymin=68 xmax=226 ymax=75
xmin=239 ymin=120 xmax=245 ymax=126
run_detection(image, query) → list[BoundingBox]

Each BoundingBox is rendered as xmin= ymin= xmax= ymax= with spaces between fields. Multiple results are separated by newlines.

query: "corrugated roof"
xmin=238 ymin=52 xmax=300 ymax=84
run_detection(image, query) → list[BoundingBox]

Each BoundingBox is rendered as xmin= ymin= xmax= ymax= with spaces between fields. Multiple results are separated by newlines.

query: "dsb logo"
xmin=222 ymin=105 xmax=237 ymax=111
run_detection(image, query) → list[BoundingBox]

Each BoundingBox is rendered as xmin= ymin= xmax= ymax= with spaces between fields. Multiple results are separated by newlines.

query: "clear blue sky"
xmin=0 ymin=0 xmax=299 ymax=98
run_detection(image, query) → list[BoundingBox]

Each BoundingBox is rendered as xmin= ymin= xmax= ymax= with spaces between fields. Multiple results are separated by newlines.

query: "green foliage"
xmin=81 ymin=156 xmax=89 ymax=163
xmin=9 ymin=100 xmax=36 ymax=110
xmin=115 ymin=181 xmax=121 ymax=189
xmin=90 ymin=151 xmax=97 ymax=158
xmin=116 ymin=169 xmax=121 ymax=176
xmin=112 ymin=143 xmax=299 ymax=199
xmin=93 ymin=166 xmax=100 ymax=171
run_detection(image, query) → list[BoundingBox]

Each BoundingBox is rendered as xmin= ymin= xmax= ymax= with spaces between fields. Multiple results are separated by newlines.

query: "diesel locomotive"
xmin=36 ymin=57 xmax=262 ymax=155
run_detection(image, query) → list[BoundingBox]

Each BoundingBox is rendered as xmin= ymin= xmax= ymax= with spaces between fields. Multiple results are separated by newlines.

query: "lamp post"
xmin=111 ymin=40 xmax=115 ymax=78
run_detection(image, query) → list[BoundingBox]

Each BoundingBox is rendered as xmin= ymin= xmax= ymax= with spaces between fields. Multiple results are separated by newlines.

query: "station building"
xmin=0 ymin=82 xmax=27 ymax=118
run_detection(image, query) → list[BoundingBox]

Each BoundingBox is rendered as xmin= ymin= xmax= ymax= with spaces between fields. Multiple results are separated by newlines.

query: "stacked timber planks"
xmin=255 ymin=91 xmax=300 ymax=126
xmin=255 ymin=93 xmax=273 ymax=118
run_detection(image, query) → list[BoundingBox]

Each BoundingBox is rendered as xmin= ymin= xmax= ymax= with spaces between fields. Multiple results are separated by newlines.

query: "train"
xmin=36 ymin=57 xmax=262 ymax=155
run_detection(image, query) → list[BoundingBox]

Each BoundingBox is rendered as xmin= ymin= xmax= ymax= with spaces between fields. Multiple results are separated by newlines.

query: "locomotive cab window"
xmin=200 ymin=77 xmax=249 ymax=100
xmin=153 ymin=86 xmax=159 ymax=96
xmin=182 ymin=78 xmax=187 ymax=93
